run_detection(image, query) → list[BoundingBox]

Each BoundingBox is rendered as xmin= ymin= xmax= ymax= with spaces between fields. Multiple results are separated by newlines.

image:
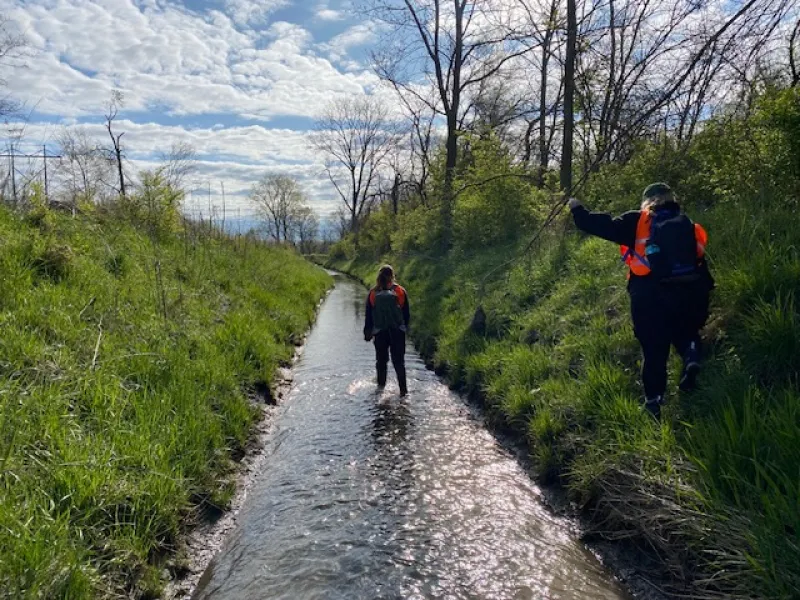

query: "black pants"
xmin=631 ymin=280 xmax=710 ymax=399
xmin=374 ymin=328 xmax=407 ymax=394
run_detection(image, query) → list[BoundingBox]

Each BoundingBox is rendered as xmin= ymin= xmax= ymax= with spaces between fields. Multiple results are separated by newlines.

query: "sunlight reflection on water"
xmin=193 ymin=275 xmax=628 ymax=600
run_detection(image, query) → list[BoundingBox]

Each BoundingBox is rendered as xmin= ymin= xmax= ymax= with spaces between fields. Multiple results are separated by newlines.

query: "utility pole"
xmin=0 ymin=147 xmax=62 ymax=206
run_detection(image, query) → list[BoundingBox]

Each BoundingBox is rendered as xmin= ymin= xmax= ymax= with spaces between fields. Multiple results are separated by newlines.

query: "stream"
xmin=193 ymin=272 xmax=629 ymax=600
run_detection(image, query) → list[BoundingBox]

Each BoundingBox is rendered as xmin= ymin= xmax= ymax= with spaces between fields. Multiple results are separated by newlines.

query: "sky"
xmin=0 ymin=0 xmax=388 ymax=225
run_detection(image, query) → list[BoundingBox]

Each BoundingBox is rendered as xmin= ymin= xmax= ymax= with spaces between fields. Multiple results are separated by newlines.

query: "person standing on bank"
xmin=568 ymin=183 xmax=714 ymax=417
xmin=364 ymin=265 xmax=410 ymax=396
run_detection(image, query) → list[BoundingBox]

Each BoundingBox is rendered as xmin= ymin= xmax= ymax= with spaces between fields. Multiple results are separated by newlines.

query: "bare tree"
xmin=575 ymin=0 xmax=791 ymax=166
xmin=561 ymin=0 xmax=577 ymax=192
xmin=295 ymin=205 xmax=319 ymax=254
xmin=370 ymin=0 xmax=535 ymax=247
xmin=310 ymin=96 xmax=397 ymax=242
xmin=330 ymin=205 xmax=352 ymax=241
xmin=105 ymin=90 xmax=126 ymax=198
xmin=0 ymin=17 xmax=27 ymax=118
xmin=404 ymin=96 xmax=439 ymax=206
xmin=251 ymin=173 xmax=305 ymax=244
xmin=789 ymin=18 xmax=800 ymax=86
xmin=56 ymin=126 xmax=115 ymax=210
xmin=159 ymin=141 xmax=197 ymax=190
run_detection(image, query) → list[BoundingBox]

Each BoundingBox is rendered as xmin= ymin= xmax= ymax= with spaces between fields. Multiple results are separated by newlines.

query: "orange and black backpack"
xmin=370 ymin=285 xmax=406 ymax=331
xmin=620 ymin=207 xmax=707 ymax=282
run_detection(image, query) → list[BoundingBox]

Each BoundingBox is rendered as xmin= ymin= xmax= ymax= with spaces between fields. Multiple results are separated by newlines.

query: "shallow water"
xmin=193 ymin=274 xmax=628 ymax=600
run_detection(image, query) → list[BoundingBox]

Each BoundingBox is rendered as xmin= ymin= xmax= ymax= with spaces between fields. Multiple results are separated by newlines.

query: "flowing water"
xmin=193 ymin=273 xmax=629 ymax=600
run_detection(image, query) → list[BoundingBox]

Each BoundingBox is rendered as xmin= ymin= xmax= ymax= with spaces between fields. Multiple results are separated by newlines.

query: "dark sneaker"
xmin=679 ymin=361 xmax=700 ymax=392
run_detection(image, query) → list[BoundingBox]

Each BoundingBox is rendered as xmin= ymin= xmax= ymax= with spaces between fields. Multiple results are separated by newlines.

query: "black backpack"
xmin=645 ymin=208 xmax=700 ymax=282
xmin=372 ymin=286 xmax=404 ymax=331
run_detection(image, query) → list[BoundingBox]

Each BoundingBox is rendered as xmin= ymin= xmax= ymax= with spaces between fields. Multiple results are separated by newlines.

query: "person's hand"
xmin=364 ymin=332 xmax=373 ymax=342
xmin=567 ymin=197 xmax=582 ymax=210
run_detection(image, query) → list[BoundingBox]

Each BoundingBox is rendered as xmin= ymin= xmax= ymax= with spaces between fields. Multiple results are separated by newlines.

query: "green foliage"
xmin=117 ymin=170 xmax=184 ymax=239
xmin=328 ymin=237 xmax=356 ymax=262
xmin=0 ymin=206 xmax=331 ymax=598
xmin=392 ymin=202 xmax=442 ymax=255
xmin=357 ymin=204 xmax=394 ymax=258
xmin=453 ymin=134 xmax=536 ymax=249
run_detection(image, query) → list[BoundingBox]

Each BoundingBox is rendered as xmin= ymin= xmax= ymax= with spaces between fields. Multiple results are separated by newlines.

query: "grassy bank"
xmin=327 ymin=89 xmax=800 ymax=598
xmin=0 ymin=199 xmax=331 ymax=598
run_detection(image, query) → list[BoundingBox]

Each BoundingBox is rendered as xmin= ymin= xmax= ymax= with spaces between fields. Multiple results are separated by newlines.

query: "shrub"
xmin=117 ymin=170 xmax=183 ymax=239
xmin=453 ymin=134 xmax=535 ymax=249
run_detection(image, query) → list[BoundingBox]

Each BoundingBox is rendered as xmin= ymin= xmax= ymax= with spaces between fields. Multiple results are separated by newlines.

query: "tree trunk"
xmin=790 ymin=19 xmax=800 ymax=87
xmin=538 ymin=2 xmax=556 ymax=187
xmin=442 ymin=119 xmax=457 ymax=249
xmin=560 ymin=0 xmax=577 ymax=193
xmin=115 ymin=141 xmax=126 ymax=199
xmin=391 ymin=173 xmax=400 ymax=215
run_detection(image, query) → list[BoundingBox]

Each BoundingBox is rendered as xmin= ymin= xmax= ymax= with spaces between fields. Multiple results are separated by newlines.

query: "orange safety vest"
xmin=620 ymin=210 xmax=707 ymax=277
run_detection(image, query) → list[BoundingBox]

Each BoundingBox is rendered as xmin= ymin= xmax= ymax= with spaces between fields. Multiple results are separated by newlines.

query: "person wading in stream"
xmin=568 ymin=183 xmax=714 ymax=418
xmin=364 ymin=265 xmax=410 ymax=396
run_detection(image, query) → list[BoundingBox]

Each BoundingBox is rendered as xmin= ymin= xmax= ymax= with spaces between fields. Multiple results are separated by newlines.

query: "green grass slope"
xmin=0 ymin=203 xmax=331 ymax=598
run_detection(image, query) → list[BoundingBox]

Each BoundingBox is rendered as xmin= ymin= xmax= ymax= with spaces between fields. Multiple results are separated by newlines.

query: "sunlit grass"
xmin=0 ymin=204 xmax=331 ymax=598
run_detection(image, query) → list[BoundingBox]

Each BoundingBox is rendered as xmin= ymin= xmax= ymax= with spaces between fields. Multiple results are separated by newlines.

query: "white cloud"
xmin=2 ymin=0 xmax=378 ymax=119
xmin=321 ymin=21 xmax=382 ymax=64
xmin=224 ymin=0 xmax=289 ymax=27
xmin=314 ymin=0 xmax=345 ymax=22
xmin=9 ymin=119 xmax=340 ymax=216
xmin=317 ymin=9 xmax=343 ymax=21
xmin=0 ymin=0 xmax=386 ymax=220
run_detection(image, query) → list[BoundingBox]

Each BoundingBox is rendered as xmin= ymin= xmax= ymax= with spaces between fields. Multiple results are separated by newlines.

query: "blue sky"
xmin=1 ymin=0 xmax=387 ymax=221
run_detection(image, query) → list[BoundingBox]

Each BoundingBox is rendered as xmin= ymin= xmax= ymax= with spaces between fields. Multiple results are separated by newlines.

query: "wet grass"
xmin=328 ymin=201 xmax=800 ymax=598
xmin=0 ymin=204 xmax=331 ymax=598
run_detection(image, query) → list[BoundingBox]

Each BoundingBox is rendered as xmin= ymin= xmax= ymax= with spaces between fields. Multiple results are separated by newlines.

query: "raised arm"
xmin=568 ymin=198 xmax=640 ymax=248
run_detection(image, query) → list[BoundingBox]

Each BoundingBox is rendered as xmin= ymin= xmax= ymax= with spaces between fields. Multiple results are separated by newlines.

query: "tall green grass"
xmin=0 ymin=204 xmax=331 ymax=598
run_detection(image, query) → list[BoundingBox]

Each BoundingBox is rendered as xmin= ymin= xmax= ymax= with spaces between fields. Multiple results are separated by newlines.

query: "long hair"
xmin=376 ymin=265 xmax=394 ymax=290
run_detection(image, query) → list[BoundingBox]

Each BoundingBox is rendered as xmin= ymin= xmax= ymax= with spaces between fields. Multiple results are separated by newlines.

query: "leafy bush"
xmin=116 ymin=170 xmax=183 ymax=239
xmin=357 ymin=204 xmax=394 ymax=258
xmin=453 ymin=134 xmax=535 ymax=249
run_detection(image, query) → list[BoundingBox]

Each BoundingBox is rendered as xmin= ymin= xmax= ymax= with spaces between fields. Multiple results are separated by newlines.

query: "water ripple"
xmin=193 ymin=275 xmax=628 ymax=600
